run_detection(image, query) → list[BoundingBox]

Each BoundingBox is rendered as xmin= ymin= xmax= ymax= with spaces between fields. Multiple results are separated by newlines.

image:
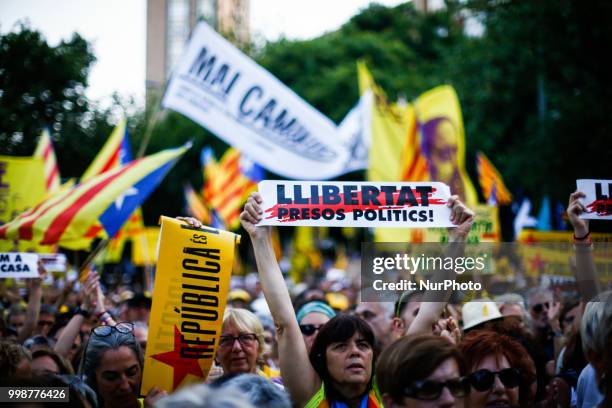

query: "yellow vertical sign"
xmin=141 ymin=216 xmax=240 ymax=392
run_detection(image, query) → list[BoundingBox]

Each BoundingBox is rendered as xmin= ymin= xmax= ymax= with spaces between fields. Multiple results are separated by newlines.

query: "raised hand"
xmin=240 ymin=192 xmax=271 ymax=241
xmin=446 ymin=195 xmax=475 ymax=242
xmin=567 ymin=191 xmax=589 ymax=238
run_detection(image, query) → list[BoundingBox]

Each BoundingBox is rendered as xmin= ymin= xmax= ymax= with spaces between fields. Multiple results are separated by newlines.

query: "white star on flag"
xmin=114 ymin=187 xmax=139 ymax=210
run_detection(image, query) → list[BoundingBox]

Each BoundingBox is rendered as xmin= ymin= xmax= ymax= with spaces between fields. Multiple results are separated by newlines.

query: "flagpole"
xmin=78 ymin=239 xmax=108 ymax=276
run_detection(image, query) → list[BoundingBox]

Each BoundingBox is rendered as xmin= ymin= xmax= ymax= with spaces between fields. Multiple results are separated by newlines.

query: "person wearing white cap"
xmin=461 ymin=299 xmax=504 ymax=332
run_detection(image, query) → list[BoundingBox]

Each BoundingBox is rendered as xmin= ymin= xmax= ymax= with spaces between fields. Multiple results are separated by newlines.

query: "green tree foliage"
xmin=0 ymin=24 xmax=125 ymax=179
xmin=254 ymin=0 xmax=611 ymax=205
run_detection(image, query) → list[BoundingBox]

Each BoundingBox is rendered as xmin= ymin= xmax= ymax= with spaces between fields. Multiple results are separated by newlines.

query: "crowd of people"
xmin=0 ymin=190 xmax=610 ymax=408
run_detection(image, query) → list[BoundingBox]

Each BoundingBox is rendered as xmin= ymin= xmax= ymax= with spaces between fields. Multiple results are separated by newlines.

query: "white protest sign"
xmin=577 ymin=179 xmax=612 ymax=220
xmin=162 ymin=22 xmax=350 ymax=180
xmin=39 ymin=253 xmax=68 ymax=273
xmin=258 ymin=180 xmax=454 ymax=228
xmin=0 ymin=252 xmax=39 ymax=278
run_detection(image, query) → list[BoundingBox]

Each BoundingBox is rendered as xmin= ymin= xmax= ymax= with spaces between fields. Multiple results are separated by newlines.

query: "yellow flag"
xmin=358 ymin=61 xmax=412 ymax=182
xmin=0 ymin=156 xmax=54 ymax=253
xmin=142 ymin=217 xmax=240 ymax=392
xmin=415 ymin=85 xmax=478 ymax=206
xmin=132 ymin=227 xmax=160 ymax=266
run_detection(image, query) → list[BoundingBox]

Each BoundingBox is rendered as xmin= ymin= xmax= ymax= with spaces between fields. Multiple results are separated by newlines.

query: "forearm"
xmin=54 ymin=314 xmax=84 ymax=357
xmin=251 ymin=237 xmax=297 ymax=328
xmin=574 ymin=243 xmax=600 ymax=301
xmin=18 ymin=285 xmax=42 ymax=343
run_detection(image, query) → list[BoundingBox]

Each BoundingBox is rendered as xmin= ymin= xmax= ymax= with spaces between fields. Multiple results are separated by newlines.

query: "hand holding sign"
xmin=447 ymin=195 xmax=475 ymax=242
xmin=568 ymin=191 xmax=589 ymax=238
xmin=240 ymin=192 xmax=271 ymax=241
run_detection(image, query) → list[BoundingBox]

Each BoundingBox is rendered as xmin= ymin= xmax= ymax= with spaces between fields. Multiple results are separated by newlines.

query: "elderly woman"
xmin=213 ymin=308 xmax=265 ymax=380
xmin=238 ymin=192 xmax=474 ymax=407
xmin=459 ymin=330 xmax=536 ymax=408
xmin=377 ymin=334 xmax=470 ymax=408
xmin=81 ymin=322 xmax=166 ymax=408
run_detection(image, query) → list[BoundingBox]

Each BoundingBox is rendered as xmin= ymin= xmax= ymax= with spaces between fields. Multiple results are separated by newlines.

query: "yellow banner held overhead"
xmin=141 ymin=217 xmax=240 ymax=393
xmin=415 ymin=85 xmax=478 ymax=207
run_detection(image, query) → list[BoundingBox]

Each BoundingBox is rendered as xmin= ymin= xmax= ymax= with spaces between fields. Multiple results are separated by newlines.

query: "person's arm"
xmin=407 ymin=196 xmax=474 ymax=336
xmin=17 ymin=262 xmax=45 ymax=343
xmin=54 ymin=272 xmax=98 ymax=357
xmin=240 ymin=194 xmax=321 ymax=406
xmin=567 ymin=191 xmax=600 ymax=300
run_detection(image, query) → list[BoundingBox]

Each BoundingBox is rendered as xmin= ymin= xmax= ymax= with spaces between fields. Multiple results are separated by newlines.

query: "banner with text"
xmin=577 ymin=179 xmax=612 ymax=220
xmin=142 ymin=217 xmax=239 ymax=392
xmin=0 ymin=252 xmax=39 ymax=278
xmin=259 ymin=180 xmax=454 ymax=228
xmin=162 ymin=22 xmax=350 ymax=179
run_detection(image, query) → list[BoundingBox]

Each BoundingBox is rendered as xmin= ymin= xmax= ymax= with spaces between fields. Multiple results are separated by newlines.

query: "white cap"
xmin=462 ymin=299 xmax=503 ymax=330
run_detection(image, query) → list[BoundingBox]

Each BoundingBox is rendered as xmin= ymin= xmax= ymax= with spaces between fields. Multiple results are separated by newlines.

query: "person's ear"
xmin=390 ymin=317 xmax=405 ymax=340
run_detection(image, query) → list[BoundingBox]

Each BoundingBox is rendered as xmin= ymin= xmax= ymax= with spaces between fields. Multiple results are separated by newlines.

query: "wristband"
xmin=573 ymin=231 xmax=590 ymax=241
xmin=96 ymin=310 xmax=108 ymax=319
xmin=74 ymin=307 xmax=91 ymax=319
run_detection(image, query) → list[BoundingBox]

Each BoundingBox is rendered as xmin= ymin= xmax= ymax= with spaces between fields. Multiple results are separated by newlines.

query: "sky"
xmin=0 ymin=0 xmax=413 ymax=107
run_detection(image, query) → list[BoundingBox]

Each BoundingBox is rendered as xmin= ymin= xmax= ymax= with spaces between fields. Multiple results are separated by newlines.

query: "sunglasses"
xmin=562 ymin=315 xmax=575 ymax=326
xmin=299 ymin=324 xmax=324 ymax=336
xmin=469 ymin=368 xmax=521 ymax=392
xmin=404 ymin=377 xmax=470 ymax=400
xmin=92 ymin=322 xmax=134 ymax=336
xmin=532 ymin=302 xmax=550 ymax=314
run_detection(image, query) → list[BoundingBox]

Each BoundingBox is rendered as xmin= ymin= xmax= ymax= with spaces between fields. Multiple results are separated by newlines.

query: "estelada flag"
xmin=476 ymin=152 xmax=512 ymax=205
xmin=202 ymin=147 xmax=263 ymax=230
xmin=415 ymin=85 xmax=478 ymax=207
xmin=142 ymin=216 xmax=239 ymax=392
xmin=34 ymin=128 xmax=61 ymax=194
xmin=0 ymin=144 xmax=190 ymax=246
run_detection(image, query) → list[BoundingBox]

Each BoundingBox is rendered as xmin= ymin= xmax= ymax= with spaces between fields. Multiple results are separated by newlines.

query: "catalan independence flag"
xmin=34 ymin=128 xmax=61 ymax=194
xmin=0 ymin=144 xmax=190 ymax=246
xmin=202 ymin=147 xmax=264 ymax=230
xmin=81 ymin=119 xmax=131 ymax=181
xmin=476 ymin=152 xmax=512 ymax=205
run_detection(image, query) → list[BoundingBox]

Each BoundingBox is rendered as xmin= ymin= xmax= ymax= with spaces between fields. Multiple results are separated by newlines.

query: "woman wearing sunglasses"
xmin=80 ymin=322 xmax=166 ymax=408
xmin=459 ymin=330 xmax=537 ymax=408
xmin=377 ymin=334 xmax=470 ymax=408
xmin=296 ymin=300 xmax=336 ymax=352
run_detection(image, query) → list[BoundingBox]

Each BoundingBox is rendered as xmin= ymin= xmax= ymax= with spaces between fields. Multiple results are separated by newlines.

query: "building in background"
xmin=146 ymin=0 xmax=249 ymax=101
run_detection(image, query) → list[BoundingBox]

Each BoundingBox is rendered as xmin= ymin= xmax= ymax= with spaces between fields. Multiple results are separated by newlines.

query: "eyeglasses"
xmin=219 ymin=333 xmax=258 ymax=348
xmin=532 ymin=302 xmax=550 ymax=314
xmin=404 ymin=377 xmax=470 ymax=400
xmin=91 ymin=322 xmax=134 ymax=337
xmin=469 ymin=368 xmax=521 ymax=392
xmin=299 ymin=324 xmax=324 ymax=336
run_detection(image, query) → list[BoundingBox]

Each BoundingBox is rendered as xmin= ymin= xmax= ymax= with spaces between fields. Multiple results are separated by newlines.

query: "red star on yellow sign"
xmin=151 ymin=325 xmax=208 ymax=389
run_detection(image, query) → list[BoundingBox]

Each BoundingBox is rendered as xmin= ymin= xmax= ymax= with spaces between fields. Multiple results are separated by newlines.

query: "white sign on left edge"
xmin=0 ymin=253 xmax=39 ymax=278
xmin=162 ymin=21 xmax=351 ymax=180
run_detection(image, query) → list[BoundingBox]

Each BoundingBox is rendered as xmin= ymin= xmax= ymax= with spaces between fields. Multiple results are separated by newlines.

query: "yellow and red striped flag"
xmin=184 ymin=182 xmax=211 ymax=225
xmin=202 ymin=147 xmax=263 ymax=230
xmin=399 ymin=117 xmax=430 ymax=182
xmin=34 ymin=128 xmax=61 ymax=194
xmin=476 ymin=152 xmax=513 ymax=205
xmin=0 ymin=144 xmax=189 ymax=246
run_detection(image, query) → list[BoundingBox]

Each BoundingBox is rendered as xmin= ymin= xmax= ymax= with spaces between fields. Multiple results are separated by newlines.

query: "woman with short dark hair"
xmin=376 ymin=334 xmax=469 ymax=408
